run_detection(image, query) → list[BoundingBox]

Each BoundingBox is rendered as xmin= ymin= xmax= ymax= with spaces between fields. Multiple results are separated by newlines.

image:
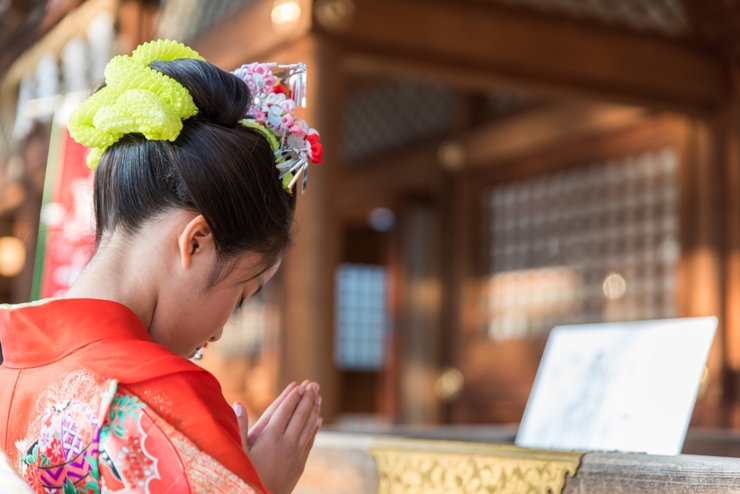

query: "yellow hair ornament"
xmin=67 ymin=40 xmax=204 ymax=169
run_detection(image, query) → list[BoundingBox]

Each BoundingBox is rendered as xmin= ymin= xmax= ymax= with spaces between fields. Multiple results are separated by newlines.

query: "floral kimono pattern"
xmin=0 ymin=299 xmax=269 ymax=494
xmin=16 ymin=372 xmax=258 ymax=494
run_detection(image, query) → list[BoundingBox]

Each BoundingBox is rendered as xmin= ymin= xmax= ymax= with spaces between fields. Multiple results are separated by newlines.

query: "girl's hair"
xmin=93 ymin=58 xmax=296 ymax=279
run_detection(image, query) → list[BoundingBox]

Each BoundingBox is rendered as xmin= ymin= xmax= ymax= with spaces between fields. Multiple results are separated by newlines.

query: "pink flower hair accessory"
xmin=233 ymin=62 xmax=276 ymax=96
xmin=232 ymin=62 xmax=320 ymax=194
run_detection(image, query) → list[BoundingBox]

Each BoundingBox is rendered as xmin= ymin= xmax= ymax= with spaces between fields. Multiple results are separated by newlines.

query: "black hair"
xmin=93 ymin=58 xmax=296 ymax=281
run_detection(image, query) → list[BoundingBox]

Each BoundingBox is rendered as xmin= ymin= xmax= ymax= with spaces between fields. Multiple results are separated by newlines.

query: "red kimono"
xmin=0 ymin=298 xmax=270 ymax=493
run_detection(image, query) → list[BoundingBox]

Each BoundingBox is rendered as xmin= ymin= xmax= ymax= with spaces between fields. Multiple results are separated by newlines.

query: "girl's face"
xmin=147 ymin=213 xmax=283 ymax=358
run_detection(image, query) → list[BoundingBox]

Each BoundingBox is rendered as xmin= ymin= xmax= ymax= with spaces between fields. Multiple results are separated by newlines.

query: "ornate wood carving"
xmin=370 ymin=438 xmax=582 ymax=494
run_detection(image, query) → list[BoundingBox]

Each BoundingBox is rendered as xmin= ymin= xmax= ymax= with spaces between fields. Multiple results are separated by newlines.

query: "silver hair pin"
xmin=232 ymin=61 xmax=321 ymax=194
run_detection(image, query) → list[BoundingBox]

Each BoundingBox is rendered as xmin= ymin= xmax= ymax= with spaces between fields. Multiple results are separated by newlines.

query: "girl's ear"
xmin=178 ymin=215 xmax=213 ymax=268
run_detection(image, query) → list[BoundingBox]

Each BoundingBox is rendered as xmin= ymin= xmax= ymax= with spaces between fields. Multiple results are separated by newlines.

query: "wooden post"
xmin=275 ymin=36 xmax=342 ymax=423
xmin=722 ymin=60 xmax=740 ymax=427
xmin=398 ymin=202 xmax=442 ymax=424
xmin=117 ymin=0 xmax=158 ymax=54
xmin=679 ymin=114 xmax=726 ymax=426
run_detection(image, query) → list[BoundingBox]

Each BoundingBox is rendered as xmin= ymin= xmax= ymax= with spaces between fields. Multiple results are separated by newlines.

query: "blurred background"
xmin=0 ymin=0 xmax=738 ymax=436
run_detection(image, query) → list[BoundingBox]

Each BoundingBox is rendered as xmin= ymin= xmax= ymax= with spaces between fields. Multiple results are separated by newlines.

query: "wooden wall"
xmin=191 ymin=0 xmax=740 ymax=427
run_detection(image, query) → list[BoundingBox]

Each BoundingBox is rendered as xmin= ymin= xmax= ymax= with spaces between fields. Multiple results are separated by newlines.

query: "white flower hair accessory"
xmin=233 ymin=62 xmax=322 ymax=194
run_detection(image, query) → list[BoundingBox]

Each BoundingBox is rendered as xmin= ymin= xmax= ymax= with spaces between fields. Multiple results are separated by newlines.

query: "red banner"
xmin=35 ymin=127 xmax=96 ymax=299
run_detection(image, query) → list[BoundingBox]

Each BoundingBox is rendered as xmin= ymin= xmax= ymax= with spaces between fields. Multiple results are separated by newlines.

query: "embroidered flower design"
xmin=119 ymin=436 xmax=155 ymax=487
xmin=37 ymin=430 xmax=53 ymax=451
xmin=45 ymin=436 xmax=66 ymax=465
xmin=15 ymin=437 xmax=32 ymax=456
xmin=22 ymin=463 xmax=42 ymax=493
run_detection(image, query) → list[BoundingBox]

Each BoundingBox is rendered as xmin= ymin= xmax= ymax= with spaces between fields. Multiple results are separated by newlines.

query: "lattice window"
xmin=341 ymin=80 xmax=455 ymax=164
xmin=334 ymin=263 xmax=389 ymax=370
xmin=482 ymin=148 xmax=680 ymax=341
xmin=487 ymin=0 xmax=688 ymax=36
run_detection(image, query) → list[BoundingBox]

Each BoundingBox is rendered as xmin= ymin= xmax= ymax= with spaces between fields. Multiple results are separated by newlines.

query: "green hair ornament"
xmin=68 ymin=39 xmax=322 ymax=194
xmin=68 ymin=39 xmax=204 ymax=169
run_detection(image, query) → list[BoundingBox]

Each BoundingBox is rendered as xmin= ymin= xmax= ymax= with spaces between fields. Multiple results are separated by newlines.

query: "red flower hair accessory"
xmin=232 ymin=62 xmax=321 ymax=194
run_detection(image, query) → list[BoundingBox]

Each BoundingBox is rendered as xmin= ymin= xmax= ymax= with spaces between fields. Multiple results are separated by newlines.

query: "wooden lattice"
xmin=482 ymin=148 xmax=680 ymax=340
xmin=341 ymin=80 xmax=455 ymax=164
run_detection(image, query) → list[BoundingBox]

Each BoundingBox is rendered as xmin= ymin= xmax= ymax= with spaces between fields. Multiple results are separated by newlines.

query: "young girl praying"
xmin=0 ymin=40 xmax=323 ymax=494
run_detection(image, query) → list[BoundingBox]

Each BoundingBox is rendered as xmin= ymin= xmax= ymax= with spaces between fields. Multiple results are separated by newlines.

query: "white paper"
xmin=516 ymin=317 xmax=717 ymax=455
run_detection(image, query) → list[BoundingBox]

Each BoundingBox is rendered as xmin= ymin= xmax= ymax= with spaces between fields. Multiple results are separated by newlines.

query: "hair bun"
xmin=150 ymin=59 xmax=251 ymax=127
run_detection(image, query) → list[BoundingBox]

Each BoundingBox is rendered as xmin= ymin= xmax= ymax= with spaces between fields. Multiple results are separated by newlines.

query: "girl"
xmin=0 ymin=40 xmax=322 ymax=493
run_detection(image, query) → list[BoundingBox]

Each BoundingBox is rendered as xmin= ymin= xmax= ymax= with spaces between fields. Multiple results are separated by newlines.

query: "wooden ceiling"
xmin=188 ymin=0 xmax=740 ymax=112
xmin=318 ymin=0 xmax=726 ymax=112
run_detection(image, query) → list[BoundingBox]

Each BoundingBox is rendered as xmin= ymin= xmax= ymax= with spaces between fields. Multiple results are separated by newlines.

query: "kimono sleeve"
xmin=120 ymin=369 xmax=270 ymax=494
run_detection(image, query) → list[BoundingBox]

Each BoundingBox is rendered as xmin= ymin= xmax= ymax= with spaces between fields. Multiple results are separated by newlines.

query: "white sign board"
xmin=516 ymin=317 xmax=717 ymax=456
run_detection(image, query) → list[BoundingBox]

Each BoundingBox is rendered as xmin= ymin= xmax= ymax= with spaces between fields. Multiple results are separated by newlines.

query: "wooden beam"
xmin=462 ymin=101 xmax=649 ymax=168
xmin=192 ymin=0 xmax=313 ymax=70
xmin=337 ymin=101 xmax=649 ymax=217
xmin=686 ymin=0 xmax=740 ymax=47
xmin=326 ymin=0 xmax=727 ymax=112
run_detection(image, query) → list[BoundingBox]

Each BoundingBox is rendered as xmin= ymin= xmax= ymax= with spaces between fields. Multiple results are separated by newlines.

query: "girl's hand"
xmin=239 ymin=381 xmax=301 ymax=449
xmin=233 ymin=381 xmax=322 ymax=494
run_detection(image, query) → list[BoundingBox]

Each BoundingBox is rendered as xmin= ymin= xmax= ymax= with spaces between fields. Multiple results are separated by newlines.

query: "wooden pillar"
xmin=277 ymin=36 xmax=341 ymax=423
xmin=398 ymin=202 xmax=442 ymax=424
xmin=117 ymin=0 xmax=159 ymax=54
xmin=722 ymin=60 xmax=740 ymax=427
xmin=679 ymin=114 xmax=726 ymax=426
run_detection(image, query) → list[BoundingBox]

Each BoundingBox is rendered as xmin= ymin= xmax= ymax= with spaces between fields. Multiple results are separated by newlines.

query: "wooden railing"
xmin=296 ymin=429 xmax=740 ymax=493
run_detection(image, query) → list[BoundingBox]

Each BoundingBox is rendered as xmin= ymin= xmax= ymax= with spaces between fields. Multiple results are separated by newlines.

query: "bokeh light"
xmin=603 ymin=273 xmax=627 ymax=301
xmin=0 ymin=236 xmax=26 ymax=277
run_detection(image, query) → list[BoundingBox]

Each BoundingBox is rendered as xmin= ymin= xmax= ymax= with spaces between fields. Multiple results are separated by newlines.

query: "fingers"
xmin=298 ymin=395 xmax=321 ymax=451
xmin=248 ymin=382 xmax=299 ymax=447
xmin=302 ymin=417 xmax=322 ymax=461
xmin=267 ymin=383 xmax=306 ymax=434
xmin=233 ymin=402 xmax=249 ymax=452
xmin=285 ymin=382 xmax=320 ymax=440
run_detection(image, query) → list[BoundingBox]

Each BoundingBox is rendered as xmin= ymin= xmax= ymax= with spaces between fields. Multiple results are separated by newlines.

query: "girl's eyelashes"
xmin=233 ymin=282 xmax=264 ymax=315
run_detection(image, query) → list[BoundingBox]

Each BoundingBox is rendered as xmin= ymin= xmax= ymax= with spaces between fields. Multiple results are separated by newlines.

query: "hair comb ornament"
xmin=232 ymin=62 xmax=323 ymax=194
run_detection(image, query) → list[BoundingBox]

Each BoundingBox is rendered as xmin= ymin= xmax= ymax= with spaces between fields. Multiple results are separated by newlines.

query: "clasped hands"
xmin=233 ymin=381 xmax=322 ymax=494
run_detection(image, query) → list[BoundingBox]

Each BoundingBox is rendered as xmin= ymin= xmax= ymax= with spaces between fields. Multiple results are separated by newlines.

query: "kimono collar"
xmin=0 ymin=298 xmax=151 ymax=368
